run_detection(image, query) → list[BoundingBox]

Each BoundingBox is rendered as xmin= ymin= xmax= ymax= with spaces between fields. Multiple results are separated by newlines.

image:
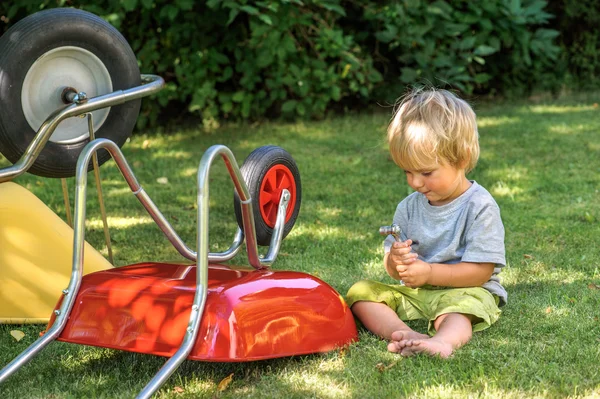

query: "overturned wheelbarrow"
xmin=0 ymin=8 xmax=358 ymax=398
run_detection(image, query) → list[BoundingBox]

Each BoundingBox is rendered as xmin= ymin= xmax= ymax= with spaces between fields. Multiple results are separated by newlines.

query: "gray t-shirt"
xmin=384 ymin=181 xmax=507 ymax=305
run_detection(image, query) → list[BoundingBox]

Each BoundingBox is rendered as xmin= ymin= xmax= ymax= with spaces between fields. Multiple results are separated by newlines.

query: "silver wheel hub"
xmin=21 ymin=46 xmax=112 ymax=144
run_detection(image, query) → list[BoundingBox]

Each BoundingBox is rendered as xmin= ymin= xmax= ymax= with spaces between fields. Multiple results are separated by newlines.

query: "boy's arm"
xmin=426 ymin=261 xmax=495 ymax=287
xmin=395 ymin=259 xmax=495 ymax=288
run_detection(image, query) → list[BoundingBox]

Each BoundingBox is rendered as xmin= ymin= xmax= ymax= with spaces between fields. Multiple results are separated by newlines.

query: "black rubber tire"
xmin=0 ymin=8 xmax=141 ymax=178
xmin=234 ymin=146 xmax=302 ymax=246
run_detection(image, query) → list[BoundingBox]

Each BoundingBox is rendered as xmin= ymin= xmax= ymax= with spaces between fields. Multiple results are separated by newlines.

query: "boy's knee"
xmin=347 ymin=279 xmax=375 ymax=294
xmin=346 ymin=280 xmax=374 ymax=308
xmin=346 ymin=279 xmax=379 ymax=302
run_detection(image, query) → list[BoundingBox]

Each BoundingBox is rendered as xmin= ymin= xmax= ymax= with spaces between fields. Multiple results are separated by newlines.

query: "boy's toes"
xmin=390 ymin=331 xmax=406 ymax=341
xmin=387 ymin=341 xmax=401 ymax=353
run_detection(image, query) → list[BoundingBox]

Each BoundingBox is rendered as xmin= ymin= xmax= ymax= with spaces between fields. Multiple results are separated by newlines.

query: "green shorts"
xmin=346 ymin=280 xmax=501 ymax=335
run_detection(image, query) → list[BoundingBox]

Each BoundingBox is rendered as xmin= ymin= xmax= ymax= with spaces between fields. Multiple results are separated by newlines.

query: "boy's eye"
xmin=421 ymin=171 xmax=433 ymax=177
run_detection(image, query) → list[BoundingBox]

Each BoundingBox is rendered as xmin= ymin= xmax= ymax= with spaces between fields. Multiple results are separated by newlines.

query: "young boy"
xmin=346 ymin=88 xmax=506 ymax=358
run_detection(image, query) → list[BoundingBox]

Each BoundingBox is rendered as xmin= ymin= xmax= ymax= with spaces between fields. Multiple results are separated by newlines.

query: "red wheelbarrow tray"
xmin=46 ymin=261 xmax=357 ymax=361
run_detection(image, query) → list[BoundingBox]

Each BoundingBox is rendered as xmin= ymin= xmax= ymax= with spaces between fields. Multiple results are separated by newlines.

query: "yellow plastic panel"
xmin=0 ymin=182 xmax=114 ymax=323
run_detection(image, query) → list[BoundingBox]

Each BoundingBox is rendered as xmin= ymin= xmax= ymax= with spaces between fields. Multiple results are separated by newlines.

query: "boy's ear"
xmin=458 ymin=159 xmax=469 ymax=169
xmin=459 ymin=148 xmax=472 ymax=170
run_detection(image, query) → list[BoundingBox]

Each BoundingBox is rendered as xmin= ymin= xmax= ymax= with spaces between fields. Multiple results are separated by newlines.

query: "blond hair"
xmin=387 ymin=88 xmax=479 ymax=173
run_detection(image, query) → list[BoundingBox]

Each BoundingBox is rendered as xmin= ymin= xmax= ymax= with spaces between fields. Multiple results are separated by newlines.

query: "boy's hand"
xmin=388 ymin=239 xmax=418 ymax=266
xmin=396 ymin=259 xmax=432 ymax=288
xmin=388 ymin=239 xmax=432 ymax=287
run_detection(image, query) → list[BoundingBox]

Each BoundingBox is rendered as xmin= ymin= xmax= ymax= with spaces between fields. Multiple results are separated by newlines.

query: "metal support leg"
xmin=61 ymin=178 xmax=73 ymax=227
xmin=88 ymin=113 xmax=114 ymax=264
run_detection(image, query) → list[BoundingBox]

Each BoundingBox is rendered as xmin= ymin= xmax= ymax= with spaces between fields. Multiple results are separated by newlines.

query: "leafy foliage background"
xmin=1 ymin=0 xmax=589 ymax=126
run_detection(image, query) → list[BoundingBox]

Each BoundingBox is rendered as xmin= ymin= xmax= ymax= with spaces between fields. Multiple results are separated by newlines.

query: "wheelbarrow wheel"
xmin=234 ymin=146 xmax=302 ymax=246
xmin=0 ymin=8 xmax=141 ymax=178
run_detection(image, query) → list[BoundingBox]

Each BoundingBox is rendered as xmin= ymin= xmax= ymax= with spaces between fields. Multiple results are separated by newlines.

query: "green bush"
xmin=547 ymin=0 xmax=600 ymax=90
xmin=358 ymin=0 xmax=561 ymax=99
xmin=1 ymin=0 xmax=564 ymax=126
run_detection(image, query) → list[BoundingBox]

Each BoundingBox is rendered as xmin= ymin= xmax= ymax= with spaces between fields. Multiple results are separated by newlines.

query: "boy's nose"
xmin=410 ymin=175 xmax=424 ymax=189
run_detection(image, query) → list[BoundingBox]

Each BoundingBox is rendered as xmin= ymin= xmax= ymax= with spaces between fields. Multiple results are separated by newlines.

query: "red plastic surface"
xmin=259 ymin=164 xmax=296 ymax=227
xmin=48 ymin=262 xmax=357 ymax=361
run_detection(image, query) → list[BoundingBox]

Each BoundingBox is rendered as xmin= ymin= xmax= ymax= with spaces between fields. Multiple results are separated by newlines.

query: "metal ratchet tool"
xmin=379 ymin=224 xmax=419 ymax=245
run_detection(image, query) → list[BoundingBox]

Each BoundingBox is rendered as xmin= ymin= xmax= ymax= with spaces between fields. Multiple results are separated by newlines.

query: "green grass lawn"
xmin=1 ymin=92 xmax=600 ymax=398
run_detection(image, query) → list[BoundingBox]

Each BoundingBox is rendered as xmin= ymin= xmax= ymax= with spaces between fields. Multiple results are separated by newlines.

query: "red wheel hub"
xmin=259 ymin=164 xmax=296 ymax=228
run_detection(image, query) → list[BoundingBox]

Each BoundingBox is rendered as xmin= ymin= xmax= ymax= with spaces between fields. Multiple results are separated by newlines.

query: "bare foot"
xmin=397 ymin=337 xmax=454 ymax=358
xmin=387 ymin=330 xmax=428 ymax=353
